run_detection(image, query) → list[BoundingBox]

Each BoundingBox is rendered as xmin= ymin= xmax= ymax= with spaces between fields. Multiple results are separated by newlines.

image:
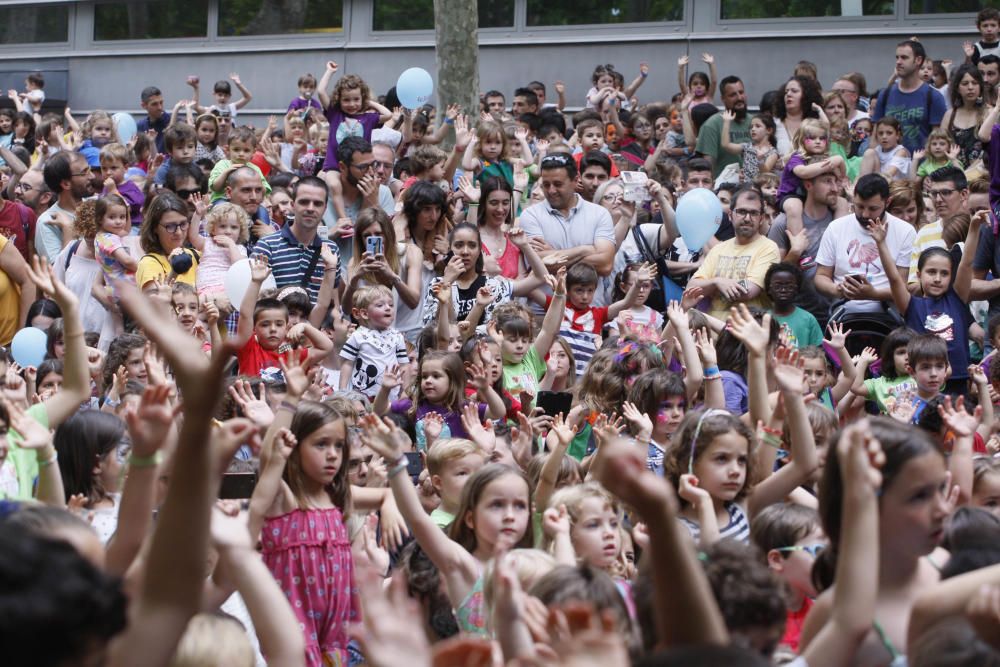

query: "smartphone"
xmin=404 ymin=451 xmax=424 ymax=481
xmin=536 ymin=390 xmax=574 ymax=419
xmin=366 ymin=235 xmax=384 ymax=256
xmin=219 ymin=472 xmax=257 ymax=499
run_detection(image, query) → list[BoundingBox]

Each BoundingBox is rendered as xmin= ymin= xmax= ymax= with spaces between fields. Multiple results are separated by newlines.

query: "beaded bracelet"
xmin=38 ymin=451 xmax=58 ymax=468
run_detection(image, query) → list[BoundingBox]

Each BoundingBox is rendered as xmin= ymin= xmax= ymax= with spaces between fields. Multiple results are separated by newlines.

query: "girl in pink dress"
xmin=251 ymin=398 xmax=359 ymax=667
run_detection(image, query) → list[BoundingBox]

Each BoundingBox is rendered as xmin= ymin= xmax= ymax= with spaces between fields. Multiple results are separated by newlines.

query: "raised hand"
xmin=227 ymin=379 xmax=274 ymax=428
xmin=837 ymin=419 xmax=884 ymax=493
xmin=550 ymin=412 xmax=575 ymax=447
xmin=693 ymin=327 xmax=717 ymax=367
xmin=937 ymin=395 xmax=981 ymax=439
xmin=457 ymin=174 xmax=480 ymax=203
xmin=727 ymin=304 xmax=771 ymax=357
xmin=460 ymin=403 xmax=495 ymax=453
xmin=25 ymin=256 xmax=77 ymax=310
xmin=773 ymin=346 xmax=806 ymax=394
xmin=824 ymin=321 xmax=851 ymax=349
xmin=678 ymin=473 xmax=712 ymax=507
xmin=381 ymin=364 xmax=402 ymax=392
xmin=542 ymin=503 xmax=571 ymax=538
xmin=278 ymin=351 xmax=310 ymax=398
xmin=249 ymin=256 xmax=271 ymax=283
xmin=422 ymin=410 xmax=445 ymax=444
xmin=678 ymin=55 xmax=689 ymax=67
xmin=2 ymin=397 xmax=52 ymax=450
xmin=622 ymin=401 xmax=653 ymax=441
xmin=359 ymin=413 xmax=405 ymax=461
xmin=701 ymin=52 xmax=715 ymax=64
xmin=125 ymin=384 xmax=178 ymax=458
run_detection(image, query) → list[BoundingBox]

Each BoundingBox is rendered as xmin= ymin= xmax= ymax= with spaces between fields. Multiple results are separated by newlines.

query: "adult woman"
xmin=617 ymin=111 xmax=655 ymax=168
xmin=401 ymin=181 xmax=452 ymax=270
xmin=468 ymin=176 xmax=521 ymax=279
xmin=25 ymin=298 xmax=60 ymax=331
xmin=345 ymin=207 xmax=424 ymax=342
xmin=774 ymin=76 xmax=824 ymax=156
xmin=940 ymin=64 xmax=987 ymax=169
xmin=823 ymin=91 xmax=848 ymax=124
xmin=136 ymin=191 xmax=198 ymax=293
xmin=888 ymin=180 xmax=928 ymax=230
xmin=0 ymin=224 xmax=36 ymax=344
xmin=421 ymin=222 xmax=552 ymax=327
xmin=54 ymin=410 xmax=128 ymax=544
xmin=54 ymin=200 xmax=114 ymax=349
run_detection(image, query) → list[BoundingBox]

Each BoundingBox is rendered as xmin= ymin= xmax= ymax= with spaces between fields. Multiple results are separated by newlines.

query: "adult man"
xmin=519 ymin=153 xmax=615 ymax=278
xmin=814 ymin=174 xmax=915 ymax=314
xmin=483 ymin=90 xmax=506 ymax=116
xmin=135 ymin=86 xmax=171 ymax=154
xmin=578 ymin=151 xmax=611 ymax=203
xmin=907 ymin=166 xmax=968 ymax=286
xmin=685 ymin=158 xmax=734 ymax=243
xmin=511 ymin=88 xmax=539 ymax=116
xmin=689 ymin=188 xmax=779 ymax=321
xmin=327 ymin=137 xmax=395 ymax=264
xmin=767 ymin=165 xmax=840 ymax=327
xmin=695 ymin=76 xmax=751 ymax=178
xmin=831 ymin=76 xmax=870 ymax=128
xmin=371 ymin=140 xmax=401 ymax=197
xmin=224 ymin=166 xmax=273 ymax=243
xmin=253 ymin=176 xmax=340 ymax=305
xmin=13 ymin=169 xmax=51 ymax=217
xmin=872 ymin=40 xmax=947 ymax=154
xmin=36 ymin=152 xmax=93 ymax=263
xmin=979 ymin=55 xmax=1000 ymax=105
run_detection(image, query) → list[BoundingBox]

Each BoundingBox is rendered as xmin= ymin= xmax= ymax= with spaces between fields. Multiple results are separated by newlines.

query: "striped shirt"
xmin=252 ymin=224 xmax=340 ymax=304
xmin=679 ymin=502 xmax=750 ymax=544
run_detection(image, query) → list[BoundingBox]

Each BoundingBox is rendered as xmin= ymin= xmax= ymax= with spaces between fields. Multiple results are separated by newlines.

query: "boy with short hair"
xmin=100 ymin=142 xmax=144 ymax=229
xmin=426 ymin=438 xmax=487 ymax=529
xmin=191 ymin=73 xmax=253 ymax=121
xmin=288 ymin=73 xmax=323 ymax=115
xmin=574 ymin=118 xmax=606 ymax=155
xmin=905 ymin=333 xmax=950 ymax=420
xmin=233 ymin=259 xmax=333 ymax=376
xmin=500 ymin=269 xmax=567 ymax=403
xmin=556 ymin=261 xmax=652 ymax=375
xmin=208 ymin=126 xmax=268 ymax=202
xmin=153 ymin=123 xmax=198 ymax=186
xmin=339 ymin=285 xmax=408 ymax=400
xmin=403 ymin=145 xmax=447 ymax=190
xmin=765 ymin=262 xmax=822 ymax=348
xmin=965 ymin=7 xmax=1000 ymax=65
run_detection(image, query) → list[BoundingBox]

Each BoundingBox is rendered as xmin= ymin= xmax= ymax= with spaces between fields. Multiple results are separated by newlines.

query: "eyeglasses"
xmin=160 ymin=221 xmax=190 ymax=234
xmin=833 ymin=87 xmax=857 ymax=96
xmin=348 ymin=454 xmax=374 ymax=471
xmin=776 ymin=544 xmax=825 ymax=558
xmin=601 ymin=192 xmax=624 ymax=202
xmin=175 ymin=188 xmax=201 ymax=199
xmin=351 ymin=160 xmax=376 ymax=172
xmin=541 ymin=154 xmax=572 ymax=168
xmin=14 ymin=181 xmax=34 ymax=192
xmin=732 ymin=208 xmax=762 ymax=219
xmin=373 ymin=160 xmax=393 ymax=170
xmin=72 ymin=168 xmax=93 ymax=177
xmin=929 ymin=188 xmax=958 ymax=199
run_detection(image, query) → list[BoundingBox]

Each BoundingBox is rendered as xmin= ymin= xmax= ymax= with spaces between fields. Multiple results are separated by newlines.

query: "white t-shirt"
xmin=339 ymin=326 xmax=408 ymax=399
xmin=815 ymin=212 xmax=915 ymax=308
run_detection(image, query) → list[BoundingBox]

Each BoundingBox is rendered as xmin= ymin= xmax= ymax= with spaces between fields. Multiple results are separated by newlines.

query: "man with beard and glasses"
xmin=326 ymin=136 xmax=394 ymax=265
xmin=696 ymin=75 xmax=751 ymax=178
xmin=36 ymin=151 xmax=94 ymax=263
xmin=689 ymin=187 xmax=779 ymax=320
xmin=814 ymin=173 xmax=915 ymax=314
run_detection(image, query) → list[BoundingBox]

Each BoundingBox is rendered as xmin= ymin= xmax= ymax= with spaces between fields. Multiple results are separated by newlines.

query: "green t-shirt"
xmin=0 ymin=403 xmax=50 ymax=500
xmin=695 ymin=112 xmax=751 ymax=178
xmin=503 ymin=347 xmax=547 ymax=402
xmin=431 ymin=507 xmax=455 ymax=530
xmin=863 ymin=375 xmax=917 ymax=414
xmin=917 ymin=157 xmax=949 ymax=178
xmin=773 ymin=307 xmax=823 ymax=349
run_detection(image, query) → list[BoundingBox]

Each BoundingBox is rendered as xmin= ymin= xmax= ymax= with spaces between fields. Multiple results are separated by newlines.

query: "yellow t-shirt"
xmin=0 ymin=236 xmax=21 ymax=345
xmin=135 ymin=250 xmax=199 ymax=289
xmin=692 ymin=235 xmax=780 ymax=321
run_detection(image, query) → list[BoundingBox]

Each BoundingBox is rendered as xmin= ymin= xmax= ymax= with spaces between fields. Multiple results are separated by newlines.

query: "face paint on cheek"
xmin=656 ymin=410 xmax=671 ymax=424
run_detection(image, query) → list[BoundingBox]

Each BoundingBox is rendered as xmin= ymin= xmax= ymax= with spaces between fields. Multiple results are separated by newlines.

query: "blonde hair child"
xmin=913 ymin=128 xmax=962 ymax=179
xmin=188 ymin=201 xmax=249 ymax=309
xmin=461 ymin=119 xmax=533 ymax=188
xmin=777 ymin=118 xmax=849 ymax=236
xmin=542 ymin=481 xmax=625 ymax=577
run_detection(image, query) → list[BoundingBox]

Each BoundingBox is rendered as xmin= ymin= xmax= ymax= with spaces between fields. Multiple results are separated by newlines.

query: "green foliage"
xmin=94 ymin=0 xmax=209 ymax=40
xmin=909 ymin=0 xmax=998 ymax=13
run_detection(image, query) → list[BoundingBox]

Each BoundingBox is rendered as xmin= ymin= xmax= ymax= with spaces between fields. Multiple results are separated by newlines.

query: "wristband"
xmin=761 ymin=425 xmax=783 ymax=437
xmin=761 ymin=433 xmax=783 ymax=449
xmin=553 ymin=292 xmax=566 ymax=298
xmin=104 ymin=397 xmax=121 ymax=409
xmin=129 ymin=451 xmax=162 ymax=468
xmin=445 ymin=118 xmax=455 ymax=125
xmin=38 ymin=451 xmax=58 ymax=467
xmin=704 ymin=374 xmax=722 ymax=381
xmin=703 ymin=365 xmax=720 ymax=377
xmin=640 ymin=71 xmax=649 ymax=78
xmin=388 ymin=460 xmax=409 ymax=479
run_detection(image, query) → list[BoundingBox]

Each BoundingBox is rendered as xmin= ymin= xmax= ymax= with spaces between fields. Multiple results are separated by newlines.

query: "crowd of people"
xmin=7 ymin=8 xmax=1000 ymax=667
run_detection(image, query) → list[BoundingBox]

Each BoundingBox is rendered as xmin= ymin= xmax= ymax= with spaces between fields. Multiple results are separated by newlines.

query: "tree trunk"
xmin=433 ymin=0 xmax=479 ymax=149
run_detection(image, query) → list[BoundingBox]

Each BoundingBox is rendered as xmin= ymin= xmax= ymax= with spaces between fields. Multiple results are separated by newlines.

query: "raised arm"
xmin=231 ymin=257 xmax=270 ymax=349
xmin=703 ymin=53 xmax=718 ymax=98
xmin=869 ymin=219 xmax=911 ymax=315
xmin=676 ymin=56 xmax=690 ymax=96
xmin=623 ymin=62 xmax=649 ymax=100
xmin=229 ymin=73 xmax=253 ymax=110
xmin=316 ymin=61 xmax=338 ymax=110
xmin=956 ymin=211 xmax=986 ymax=304
xmin=825 ymin=322 xmax=857 ymax=405
xmin=727 ymin=304 xmax=772 ymax=427
xmin=531 ymin=267 xmax=567 ymax=359
xmin=719 ymin=110 xmax=743 ymax=156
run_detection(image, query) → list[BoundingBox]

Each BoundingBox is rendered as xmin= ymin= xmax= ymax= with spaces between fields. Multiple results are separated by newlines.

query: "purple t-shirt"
xmin=776 ymin=153 xmax=805 ymax=200
xmin=103 ymin=180 xmax=145 ymax=229
xmin=321 ymin=107 xmax=381 ymax=170
xmin=287 ymin=96 xmax=323 ymax=114
xmin=389 ymin=398 xmax=487 ymax=451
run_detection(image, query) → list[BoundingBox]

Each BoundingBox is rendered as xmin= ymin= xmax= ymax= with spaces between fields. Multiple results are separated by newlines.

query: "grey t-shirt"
xmin=767 ymin=210 xmax=834 ymax=327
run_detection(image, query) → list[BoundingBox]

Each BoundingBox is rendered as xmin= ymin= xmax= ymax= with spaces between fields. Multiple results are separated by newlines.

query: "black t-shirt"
xmin=455 ymin=275 xmax=487 ymax=325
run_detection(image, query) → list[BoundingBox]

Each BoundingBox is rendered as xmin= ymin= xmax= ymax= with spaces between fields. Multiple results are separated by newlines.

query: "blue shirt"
xmin=251 ymin=224 xmax=340 ymax=304
xmin=904 ymin=288 xmax=971 ymax=380
xmin=136 ymin=111 xmax=172 ymax=153
xmin=872 ymin=83 xmax=947 ymax=154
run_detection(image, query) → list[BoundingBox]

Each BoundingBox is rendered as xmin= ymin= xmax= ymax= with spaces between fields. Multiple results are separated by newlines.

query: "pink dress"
xmin=261 ymin=507 xmax=359 ymax=667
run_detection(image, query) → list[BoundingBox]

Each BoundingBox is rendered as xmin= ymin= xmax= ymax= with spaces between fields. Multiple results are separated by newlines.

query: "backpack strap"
xmin=65 ymin=239 xmax=82 ymax=271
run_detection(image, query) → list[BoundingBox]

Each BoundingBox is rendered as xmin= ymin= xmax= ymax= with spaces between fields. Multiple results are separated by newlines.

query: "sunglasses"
xmin=775 ymin=544 xmax=825 ymax=557
xmin=176 ymin=188 xmax=201 ymax=199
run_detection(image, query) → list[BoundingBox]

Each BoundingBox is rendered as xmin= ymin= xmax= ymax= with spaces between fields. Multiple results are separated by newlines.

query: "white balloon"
xmin=224 ymin=259 xmax=276 ymax=306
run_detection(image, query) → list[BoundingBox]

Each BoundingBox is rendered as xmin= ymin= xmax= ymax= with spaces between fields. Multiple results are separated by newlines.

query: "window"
xmin=94 ymin=0 xmax=208 ymax=40
xmin=721 ymin=0 xmax=893 ymax=19
xmin=219 ymin=0 xmax=343 ymax=36
xmin=526 ymin=0 xmax=683 ymax=26
xmin=373 ymin=0 xmax=514 ymax=31
xmin=908 ymin=0 xmax=987 ymax=12
xmin=0 ymin=4 xmax=68 ymax=43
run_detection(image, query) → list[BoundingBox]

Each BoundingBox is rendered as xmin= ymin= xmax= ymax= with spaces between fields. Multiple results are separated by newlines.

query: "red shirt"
xmin=545 ymin=295 xmax=609 ymax=335
xmin=780 ymin=596 xmax=813 ymax=653
xmin=237 ymin=335 xmax=308 ymax=377
xmin=0 ymin=200 xmax=35 ymax=260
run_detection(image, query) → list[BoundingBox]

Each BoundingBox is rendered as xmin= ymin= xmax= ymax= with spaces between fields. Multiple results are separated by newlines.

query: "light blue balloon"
xmin=113 ymin=112 xmax=137 ymax=144
xmin=11 ymin=327 xmax=47 ymax=368
xmin=675 ymin=188 xmax=723 ymax=252
xmin=396 ymin=68 xmax=434 ymax=108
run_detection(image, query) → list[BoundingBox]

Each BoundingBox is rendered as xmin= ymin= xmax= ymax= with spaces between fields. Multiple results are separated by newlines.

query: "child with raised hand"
xmin=360 ymin=414 xmax=533 ymax=638
xmin=860 ymin=117 xmax=911 ymax=181
xmin=339 ymin=285 xmax=408 ymax=400
xmin=871 ymin=211 xmax=982 ymax=396
xmin=500 ymin=267 xmax=567 ymax=403
xmin=850 ymin=327 xmax=917 ymax=414
xmin=664 ymin=342 xmax=819 ymax=546
xmin=607 ymin=261 xmax=665 ymax=342
xmin=721 ymin=110 xmax=780 ymax=182
xmin=231 ymin=257 xmax=333 ymax=377
xmin=798 ymin=322 xmax=855 ymax=411
xmin=461 ymin=120 xmax=532 ymax=188
xmin=677 ymin=53 xmax=718 ymax=107
xmin=542 ymin=482 xmax=624 ymax=576
xmin=316 ymin=61 xmax=391 ymax=220
xmin=623 ymin=370 xmax=687 ymax=475
xmin=913 ymin=128 xmax=963 ymax=179
xmin=189 ymin=201 xmax=249 ymax=310
xmin=777 ymin=119 xmax=849 ymax=236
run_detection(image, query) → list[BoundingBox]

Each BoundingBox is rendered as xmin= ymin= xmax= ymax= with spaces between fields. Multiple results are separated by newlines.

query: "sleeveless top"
xmin=874 ymin=145 xmax=910 ymax=180
xmin=679 ymin=502 xmax=750 ymax=543
xmin=948 ymin=112 xmax=984 ymax=167
xmin=455 ymin=571 xmax=489 ymax=637
xmin=741 ymin=142 xmax=779 ymax=182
